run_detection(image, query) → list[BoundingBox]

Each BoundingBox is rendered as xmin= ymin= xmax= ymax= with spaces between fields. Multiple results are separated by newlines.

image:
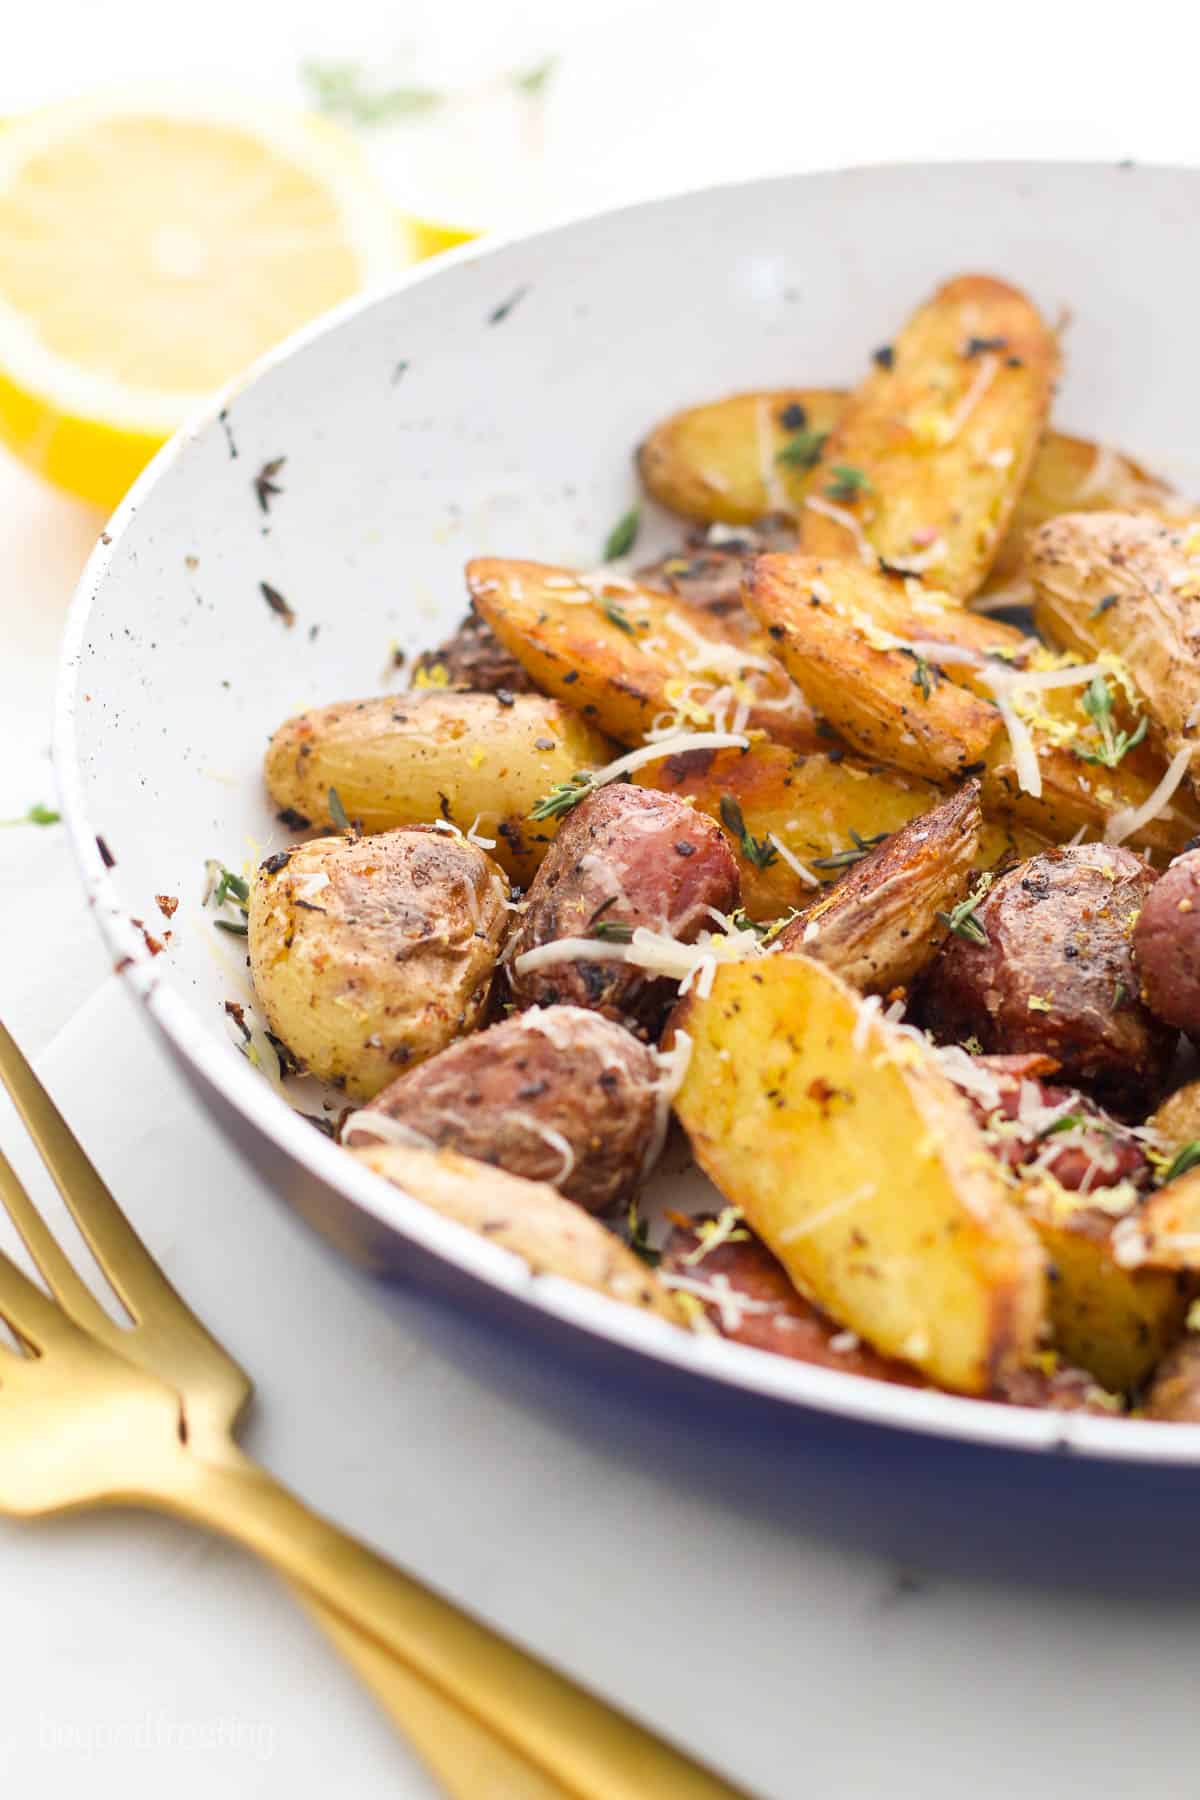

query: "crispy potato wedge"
xmin=264 ymin=691 xmax=611 ymax=886
xmin=669 ymin=955 xmax=1046 ymax=1392
xmin=636 ymin=388 xmax=1176 ymax=590
xmin=748 ymin=553 xmax=1002 ymax=782
xmin=634 ymin=740 xmax=1040 ymax=921
xmin=1014 ymin=1177 xmax=1189 ymax=1391
xmin=1144 ymin=1336 xmax=1200 ymax=1422
xmin=750 ymin=553 xmax=1200 ymax=857
xmin=1146 ymin=1083 xmax=1200 ymax=1160
xmin=795 ymin=276 xmax=1057 ymax=598
xmin=775 ymin=783 xmax=982 ymax=991
xmin=467 ymin=558 xmax=818 ymax=750
xmin=1030 ymin=513 xmax=1200 ymax=789
xmin=349 ymin=1143 xmax=688 ymax=1324
xmin=637 ymin=388 xmax=845 ymax=526
xmin=1111 ymin=1170 xmax=1200 ymax=1275
xmin=985 ymin=432 xmax=1175 ymax=593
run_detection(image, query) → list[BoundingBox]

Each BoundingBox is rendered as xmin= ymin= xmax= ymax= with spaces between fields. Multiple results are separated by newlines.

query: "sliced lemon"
xmin=0 ymin=91 xmax=433 ymax=509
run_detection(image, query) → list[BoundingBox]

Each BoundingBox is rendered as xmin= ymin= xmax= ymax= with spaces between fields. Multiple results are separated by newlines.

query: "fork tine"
xmin=0 ymin=1166 xmax=88 ymax=1353
xmin=0 ymin=1016 xmax=184 ymax=1327
xmin=0 ymin=1134 xmax=113 ymax=1336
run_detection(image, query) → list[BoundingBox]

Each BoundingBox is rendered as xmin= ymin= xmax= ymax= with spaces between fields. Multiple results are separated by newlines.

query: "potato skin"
xmin=636 ymin=516 xmax=799 ymax=617
xmin=1133 ymin=850 xmax=1200 ymax=1034
xmin=264 ymin=690 xmax=611 ymax=886
xmin=347 ymin=1006 xmax=661 ymax=1214
xmin=247 ymin=827 xmax=509 ymax=1101
xmin=348 ymin=1143 xmax=688 ymax=1324
xmin=411 ymin=611 xmax=536 ymax=694
xmin=776 ymin=782 xmax=982 ymax=992
xmin=917 ymin=845 xmax=1175 ymax=1118
xmin=960 ymin=1056 xmax=1151 ymax=1194
xmin=1145 ymin=1080 xmax=1200 ymax=1158
xmin=507 ymin=783 xmax=738 ymax=1029
xmin=1144 ymin=1336 xmax=1200 ymax=1422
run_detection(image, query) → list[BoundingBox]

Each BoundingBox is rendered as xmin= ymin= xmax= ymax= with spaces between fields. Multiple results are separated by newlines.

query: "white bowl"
xmin=55 ymin=162 xmax=1200 ymax=1501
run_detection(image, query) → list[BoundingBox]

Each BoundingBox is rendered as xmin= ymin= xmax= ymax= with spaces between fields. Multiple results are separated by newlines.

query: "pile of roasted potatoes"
xmin=231 ymin=272 xmax=1200 ymax=1424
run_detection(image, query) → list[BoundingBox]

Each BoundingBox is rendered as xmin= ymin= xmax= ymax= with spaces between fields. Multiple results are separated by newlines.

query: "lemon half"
xmin=0 ymin=92 xmax=429 ymax=508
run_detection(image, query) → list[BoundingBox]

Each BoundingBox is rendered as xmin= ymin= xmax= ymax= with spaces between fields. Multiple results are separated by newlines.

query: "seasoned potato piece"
xmin=636 ymin=741 xmax=1042 ymax=921
xmin=749 ymin=552 xmax=1002 ymax=782
xmin=346 ymin=1006 xmax=662 ymax=1215
xmin=411 ymin=611 xmax=537 ymax=694
xmin=796 ymin=275 xmax=1056 ymax=598
xmin=1014 ymin=1177 xmax=1188 ymax=1391
xmin=637 ymin=389 xmax=845 ymax=526
xmin=467 ymin=557 xmax=818 ymax=750
xmin=775 ymin=783 xmax=982 ymax=991
xmin=1133 ymin=850 xmax=1200 ymax=1034
xmin=247 ymin=828 xmax=508 ymax=1101
xmin=1030 ymin=513 xmax=1200 ymax=788
xmin=506 ymin=784 xmax=738 ymax=1030
xmin=750 ymin=553 xmax=1200 ymax=856
xmin=264 ymin=691 xmax=611 ymax=886
xmin=635 ymin=386 xmax=1175 ymax=590
xmin=348 ymin=1143 xmax=687 ymax=1324
xmin=1144 ymin=1336 xmax=1200 ymax=1422
xmin=669 ymin=955 xmax=1046 ymax=1392
xmin=985 ymin=433 xmax=1175 ymax=594
xmin=659 ymin=1222 xmax=924 ymax=1384
xmin=1145 ymin=1083 xmax=1200 ymax=1161
xmin=637 ymin=516 xmax=798 ymax=618
xmin=916 ymin=845 xmax=1175 ymax=1119
xmin=1112 ymin=1170 xmax=1200 ymax=1275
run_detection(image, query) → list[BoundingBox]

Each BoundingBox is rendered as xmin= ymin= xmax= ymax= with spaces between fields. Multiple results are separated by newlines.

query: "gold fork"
xmin=0 ymin=1017 xmax=745 ymax=1800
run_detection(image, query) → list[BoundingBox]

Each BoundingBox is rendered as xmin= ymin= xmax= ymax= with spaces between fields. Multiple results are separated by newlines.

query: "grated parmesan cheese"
xmin=1105 ymin=746 xmax=1194 ymax=846
xmin=804 ymin=495 xmax=877 ymax=566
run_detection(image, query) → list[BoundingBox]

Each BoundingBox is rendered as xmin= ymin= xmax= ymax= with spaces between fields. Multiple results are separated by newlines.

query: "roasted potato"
xmin=348 ymin=1142 xmax=688 ymax=1324
xmin=775 ymin=782 xmax=982 ymax=992
xmin=669 ymin=954 xmax=1046 ymax=1392
xmin=411 ymin=611 xmax=537 ymax=694
xmin=1030 ymin=513 xmax=1200 ymax=789
xmin=1112 ymin=1169 xmax=1200 ymax=1275
xmin=957 ymin=1056 xmax=1152 ymax=1194
xmin=506 ymin=784 xmax=738 ymax=1030
xmin=1133 ymin=849 xmax=1200 ymax=1035
xmin=637 ymin=516 xmax=798 ymax=618
xmin=749 ymin=552 xmax=1200 ymax=856
xmin=637 ymin=389 xmax=846 ymax=527
xmin=346 ymin=1006 xmax=662 ymax=1214
xmin=636 ymin=388 xmax=1174 ymax=585
xmin=466 ymin=557 xmax=819 ymax=750
xmin=748 ymin=553 xmax=1000 ymax=782
xmin=916 ymin=844 xmax=1175 ymax=1118
xmin=1143 ymin=1335 xmax=1200 ymax=1421
xmin=1014 ymin=1176 xmax=1189 ymax=1391
xmin=795 ymin=275 xmax=1057 ymax=599
xmin=1145 ymin=1082 xmax=1200 ymax=1160
xmin=264 ymin=690 xmax=611 ymax=886
xmin=247 ymin=828 xmax=508 ymax=1100
xmin=659 ymin=1221 xmax=924 ymax=1384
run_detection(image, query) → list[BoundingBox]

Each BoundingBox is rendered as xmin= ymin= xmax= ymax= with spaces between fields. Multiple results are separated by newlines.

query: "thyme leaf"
xmin=602 ymin=506 xmax=641 ymax=561
xmin=718 ymin=794 xmax=777 ymax=869
xmin=530 ymin=772 xmax=596 ymax=821
xmin=776 ymin=428 xmax=828 ymax=470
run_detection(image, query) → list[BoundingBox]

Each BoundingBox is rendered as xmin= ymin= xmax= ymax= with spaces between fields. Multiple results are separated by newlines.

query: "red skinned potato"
xmin=506 ymin=783 xmax=739 ymax=1030
xmin=1144 ymin=1337 xmax=1200 ymax=1422
xmin=959 ymin=1054 xmax=1153 ymax=1194
xmin=1133 ymin=849 xmax=1200 ymax=1034
xmin=660 ymin=1221 xmax=1114 ymax=1413
xmin=344 ymin=1006 xmax=662 ymax=1214
xmin=412 ymin=611 xmax=536 ymax=694
xmin=916 ymin=844 xmax=1175 ymax=1118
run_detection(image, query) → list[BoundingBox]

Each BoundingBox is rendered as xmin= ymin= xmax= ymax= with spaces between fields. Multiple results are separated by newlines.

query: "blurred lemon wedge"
xmin=0 ymin=92 xmax=447 ymax=509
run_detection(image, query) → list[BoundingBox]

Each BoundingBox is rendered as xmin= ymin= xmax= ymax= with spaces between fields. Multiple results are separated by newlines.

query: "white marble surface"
xmin=5 ymin=2 xmax=1200 ymax=1792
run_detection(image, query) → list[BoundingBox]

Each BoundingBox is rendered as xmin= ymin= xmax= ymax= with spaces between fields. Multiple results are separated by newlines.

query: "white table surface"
xmin=5 ymin=2 xmax=1200 ymax=1793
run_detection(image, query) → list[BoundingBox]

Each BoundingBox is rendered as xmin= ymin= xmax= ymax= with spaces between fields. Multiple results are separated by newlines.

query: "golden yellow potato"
xmin=348 ymin=1143 xmax=688 ymax=1324
xmin=264 ymin=691 xmax=611 ymax=886
xmin=1146 ymin=1083 xmax=1200 ymax=1160
xmin=1014 ymin=1178 xmax=1189 ymax=1392
xmin=775 ymin=783 xmax=982 ymax=992
xmin=669 ymin=955 xmax=1046 ymax=1393
xmin=1144 ymin=1335 xmax=1200 ymax=1422
xmin=795 ymin=275 xmax=1057 ymax=599
xmin=1112 ymin=1169 xmax=1200 ymax=1275
xmin=247 ymin=828 xmax=509 ymax=1100
xmin=467 ymin=557 xmax=819 ymax=750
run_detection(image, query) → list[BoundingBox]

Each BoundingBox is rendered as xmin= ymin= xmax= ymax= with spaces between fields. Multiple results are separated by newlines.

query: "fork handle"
xmin=140 ymin=1443 xmax=744 ymax=1800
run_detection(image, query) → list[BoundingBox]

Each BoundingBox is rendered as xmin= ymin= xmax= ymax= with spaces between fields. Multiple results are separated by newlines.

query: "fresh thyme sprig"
xmin=719 ymin=795 xmax=777 ymax=870
xmin=1078 ymin=676 xmax=1148 ymax=768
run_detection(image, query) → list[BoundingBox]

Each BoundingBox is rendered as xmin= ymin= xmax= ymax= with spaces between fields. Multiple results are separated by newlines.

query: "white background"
xmin=4 ymin=2 xmax=1200 ymax=1793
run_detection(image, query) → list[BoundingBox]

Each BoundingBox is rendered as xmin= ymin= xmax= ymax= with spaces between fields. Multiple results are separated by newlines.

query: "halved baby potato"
xmin=247 ymin=827 xmax=509 ymax=1100
xmin=467 ymin=557 xmax=819 ymax=750
xmin=669 ymin=954 xmax=1046 ymax=1393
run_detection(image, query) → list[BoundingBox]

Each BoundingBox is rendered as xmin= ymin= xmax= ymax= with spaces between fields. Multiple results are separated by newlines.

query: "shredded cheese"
xmin=340 ymin=1112 xmax=437 ymax=1149
xmin=766 ymin=834 xmax=820 ymax=888
xmin=804 ymin=495 xmax=877 ymax=566
xmin=1105 ymin=746 xmax=1193 ymax=845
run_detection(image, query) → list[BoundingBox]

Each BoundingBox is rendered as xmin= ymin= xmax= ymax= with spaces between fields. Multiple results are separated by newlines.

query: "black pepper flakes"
xmin=778 ymin=402 xmax=808 ymax=429
xmin=260 ymin=581 xmax=295 ymax=626
xmin=253 ymin=457 xmax=286 ymax=514
xmin=276 ymin=807 xmax=311 ymax=831
xmin=96 ymin=834 xmax=116 ymax=868
xmin=872 ymin=344 xmax=895 ymax=369
xmin=964 ymin=335 xmax=1008 ymax=358
xmin=495 ymin=689 xmax=516 ymax=708
xmin=260 ymin=850 xmax=291 ymax=875
xmin=674 ymin=840 xmax=696 ymax=857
